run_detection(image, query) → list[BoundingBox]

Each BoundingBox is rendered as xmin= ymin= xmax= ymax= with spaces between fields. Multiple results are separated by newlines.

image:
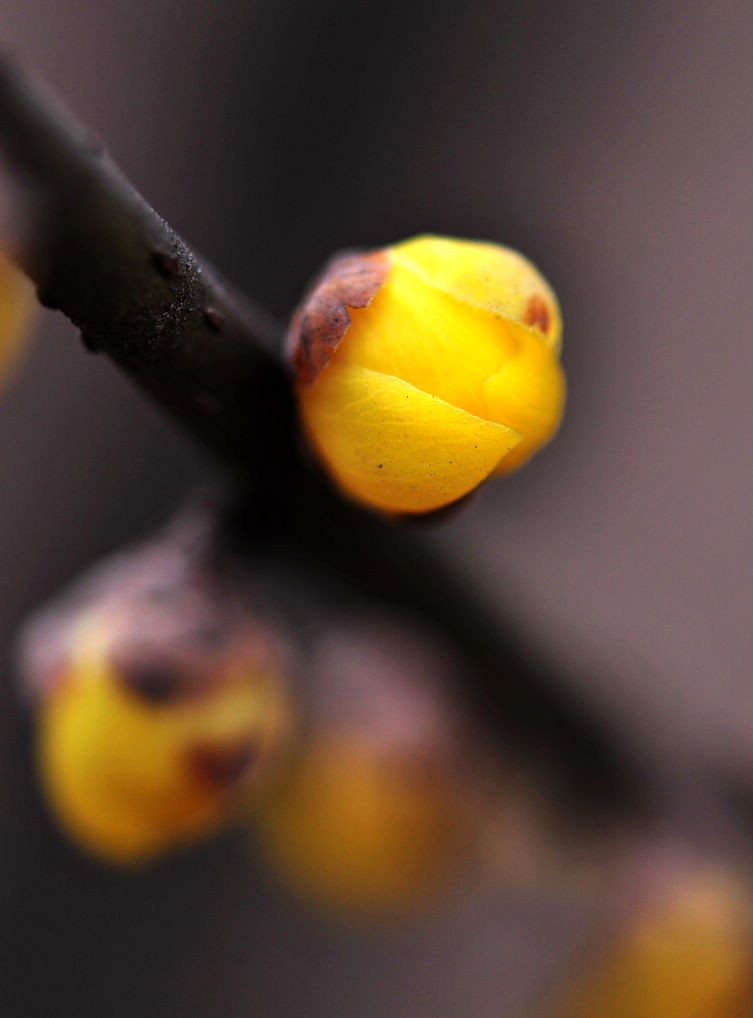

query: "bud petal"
xmin=290 ymin=235 xmax=565 ymax=514
xmin=299 ymin=362 xmax=522 ymax=515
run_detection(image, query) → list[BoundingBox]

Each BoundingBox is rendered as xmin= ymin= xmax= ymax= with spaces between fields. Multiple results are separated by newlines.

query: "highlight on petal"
xmin=299 ymin=361 xmax=522 ymax=514
xmin=392 ymin=235 xmax=562 ymax=352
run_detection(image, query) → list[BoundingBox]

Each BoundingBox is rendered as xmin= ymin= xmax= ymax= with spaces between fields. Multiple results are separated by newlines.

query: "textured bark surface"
xmin=0 ymin=50 xmax=291 ymax=478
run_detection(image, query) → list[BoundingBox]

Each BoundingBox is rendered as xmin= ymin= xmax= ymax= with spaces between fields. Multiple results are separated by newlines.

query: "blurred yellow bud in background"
xmin=20 ymin=526 xmax=293 ymax=865
xmin=257 ymin=731 xmax=465 ymax=912
xmin=290 ymin=235 xmax=565 ymax=514
xmin=38 ymin=617 xmax=289 ymax=865
xmin=0 ymin=250 xmax=35 ymax=389
xmin=254 ymin=622 xmax=476 ymax=913
xmin=554 ymin=866 xmax=753 ymax=1018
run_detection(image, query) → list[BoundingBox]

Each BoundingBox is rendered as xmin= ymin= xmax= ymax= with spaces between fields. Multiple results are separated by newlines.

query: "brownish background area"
xmin=1 ymin=2 xmax=752 ymax=1015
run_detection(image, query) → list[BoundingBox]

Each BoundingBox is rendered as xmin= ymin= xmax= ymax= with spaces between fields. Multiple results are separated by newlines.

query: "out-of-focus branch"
xmin=0 ymin=49 xmax=647 ymax=816
xmin=225 ymin=487 xmax=650 ymax=816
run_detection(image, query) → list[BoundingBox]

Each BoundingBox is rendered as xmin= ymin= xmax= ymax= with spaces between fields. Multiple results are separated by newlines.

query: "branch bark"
xmin=0 ymin=49 xmax=292 ymax=478
xmin=0 ymin=49 xmax=647 ymax=817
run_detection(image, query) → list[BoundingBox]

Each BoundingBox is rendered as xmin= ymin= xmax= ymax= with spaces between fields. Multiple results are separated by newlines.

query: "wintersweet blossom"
xmin=289 ymin=235 xmax=565 ymax=514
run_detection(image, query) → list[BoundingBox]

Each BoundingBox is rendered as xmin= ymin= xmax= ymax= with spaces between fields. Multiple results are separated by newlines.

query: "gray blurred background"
xmin=1 ymin=1 xmax=752 ymax=1015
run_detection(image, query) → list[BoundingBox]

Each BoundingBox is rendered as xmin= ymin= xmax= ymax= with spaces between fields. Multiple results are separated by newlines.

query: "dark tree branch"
xmin=0 ymin=49 xmax=648 ymax=817
xmin=0 ymin=49 xmax=291 ymax=478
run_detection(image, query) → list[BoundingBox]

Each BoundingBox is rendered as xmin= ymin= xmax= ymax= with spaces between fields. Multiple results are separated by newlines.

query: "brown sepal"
xmin=288 ymin=249 xmax=390 ymax=386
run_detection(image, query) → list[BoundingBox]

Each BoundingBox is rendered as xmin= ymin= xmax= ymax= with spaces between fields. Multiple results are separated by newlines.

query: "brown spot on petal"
xmin=186 ymin=741 xmax=257 ymax=788
xmin=288 ymin=249 xmax=390 ymax=386
xmin=115 ymin=658 xmax=186 ymax=704
xmin=522 ymin=294 xmax=551 ymax=334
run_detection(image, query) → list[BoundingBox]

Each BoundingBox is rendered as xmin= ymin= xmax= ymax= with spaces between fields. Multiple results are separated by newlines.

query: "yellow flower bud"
xmin=553 ymin=867 xmax=753 ymax=1018
xmin=0 ymin=250 xmax=35 ymax=388
xmin=289 ymin=235 xmax=565 ymax=514
xmin=256 ymin=733 xmax=464 ymax=912
xmin=254 ymin=623 xmax=473 ymax=912
xmin=21 ymin=540 xmax=292 ymax=865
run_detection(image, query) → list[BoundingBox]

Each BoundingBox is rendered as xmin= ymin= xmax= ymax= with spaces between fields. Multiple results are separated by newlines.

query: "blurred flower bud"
xmin=254 ymin=620 xmax=483 ymax=913
xmin=18 ymin=512 xmax=293 ymax=865
xmin=551 ymin=862 xmax=753 ymax=1018
xmin=289 ymin=235 xmax=565 ymax=514
xmin=0 ymin=249 xmax=35 ymax=390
